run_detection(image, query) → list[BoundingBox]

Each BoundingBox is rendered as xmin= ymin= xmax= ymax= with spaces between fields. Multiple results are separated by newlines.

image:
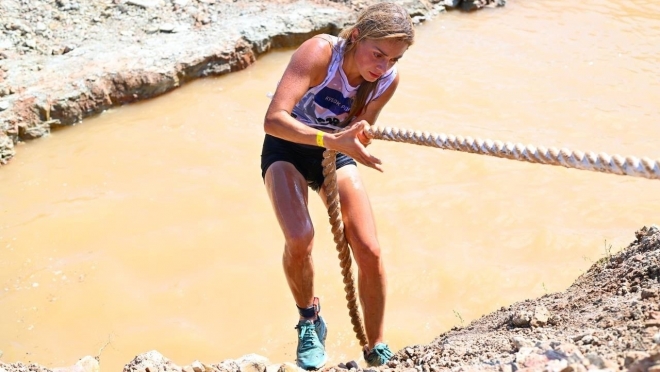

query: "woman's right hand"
xmin=326 ymin=121 xmax=383 ymax=172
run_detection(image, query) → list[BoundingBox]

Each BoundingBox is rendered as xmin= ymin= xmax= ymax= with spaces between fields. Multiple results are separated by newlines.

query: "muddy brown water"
xmin=1 ymin=0 xmax=659 ymax=370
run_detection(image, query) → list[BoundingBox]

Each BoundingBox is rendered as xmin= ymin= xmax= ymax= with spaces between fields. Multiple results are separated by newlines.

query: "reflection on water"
xmin=1 ymin=0 xmax=659 ymax=370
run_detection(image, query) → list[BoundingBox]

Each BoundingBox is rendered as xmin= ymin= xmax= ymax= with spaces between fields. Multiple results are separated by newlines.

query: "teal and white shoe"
xmin=315 ymin=315 xmax=327 ymax=346
xmin=363 ymin=343 xmax=394 ymax=367
xmin=295 ymin=318 xmax=328 ymax=370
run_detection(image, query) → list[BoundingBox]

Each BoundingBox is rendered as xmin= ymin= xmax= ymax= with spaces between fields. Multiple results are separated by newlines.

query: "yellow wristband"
xmin=316 ymin=131 xmax=325 ymax=148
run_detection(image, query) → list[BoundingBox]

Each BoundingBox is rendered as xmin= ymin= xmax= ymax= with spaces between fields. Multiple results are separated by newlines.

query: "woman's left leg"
xmin=320 ymin=164 xmax=385 ymax=349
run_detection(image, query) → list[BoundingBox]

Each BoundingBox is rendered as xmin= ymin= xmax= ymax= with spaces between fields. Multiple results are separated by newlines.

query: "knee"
xmin=352 ymin=241 xmax=383 ymax=271
xmin=284 ymin=227 xmax=315 ymax=261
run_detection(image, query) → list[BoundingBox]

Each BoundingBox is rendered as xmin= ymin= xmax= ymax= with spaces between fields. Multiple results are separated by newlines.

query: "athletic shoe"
xmin=315 ymin=315 xmax=327 ymax=346
xmin=295 ymin=319 xmax=328 ymax=370
xmin=363 ymin=343 xmax=394 ymax=367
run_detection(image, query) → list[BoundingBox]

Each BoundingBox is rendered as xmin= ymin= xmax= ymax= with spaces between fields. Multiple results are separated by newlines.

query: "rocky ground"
xmin=2 ymin=226 xmax=658 ymax=372
xmin=0 ymin=0 xmax=503 ymax=164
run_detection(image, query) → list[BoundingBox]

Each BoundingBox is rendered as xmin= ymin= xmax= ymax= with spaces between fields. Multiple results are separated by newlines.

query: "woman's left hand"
xmin=326 ymin=120 xmax=382 ymax=172
xmin=351 ymin=121 xmax=372 ymax=147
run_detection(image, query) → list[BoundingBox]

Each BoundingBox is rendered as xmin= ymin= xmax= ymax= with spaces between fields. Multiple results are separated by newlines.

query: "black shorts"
xmin=260 ymin=134 xmax=357 ymax=192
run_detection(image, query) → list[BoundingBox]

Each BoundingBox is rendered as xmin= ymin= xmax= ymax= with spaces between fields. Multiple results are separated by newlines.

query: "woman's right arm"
xmin=263 ymin=37 xmax=332 ymax=146
xmin=263 ymin=37 xmax=383 ymax=171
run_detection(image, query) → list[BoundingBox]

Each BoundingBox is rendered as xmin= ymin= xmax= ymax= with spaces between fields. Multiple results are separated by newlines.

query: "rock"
xmin=0 ymin=133 xmax=14 ymax=165
xmin=531 ymin=305 xmax=550 ymax=327
xmin=514 ymin=347 xmax=534 ymax=363
xmin=190 ymin=361 xmax=206 ymax=372
xmin=570 ymin=331 xmax=592 ymax=342
xmin=624 ymin=351 xmax=650 ymax=368
xmin=562 ymin=363 xmax=587 ymax=372
xmin=239 ymin=363 xmax=265 ymax=372
xmin=127 ymin=0 xmax=162 ymax=9
xmin=51 ymin=356 xmax=99 ymax=372
xmin=511 ymin=336 xmax=533 ymax=350
xmin=264 ymin=365 xmax=281 ymax=372
xmin=581 ymin=335 xmax=594 ymax=344
xmin=35 ymin=22 xmax=47 ymax=33
xmin=641 ymin=288 xmax=657 ymax=299
xmin=645 ymin=319 xmax=660 ymax=328
xmin=76 ymin=357 xmax=100 ymax=372
xmin=122 ymin=350 xmax=178 ymax=372
xmin=628 ymin=357 xmax=657 ymax=372
xmin=159 ymin=23 xmax=177 ymax=33
xmin=584 ymin=353 xmax=606 ymax=369
xmin=544 ymin=359 xmax=568 ymax=371
xmin=511 ymin=310 xmax=532 ymax=327
xmin=498 ymin=363 xmax=513 ymax=372
xmin=214 ymin=360 xmax=240 ymax=372
xmin=276 ymin=363 xmax=299 ymax=372
xmin=0 ymin=38 xmax=12 ymax=50
xmin=0 ymin=101 xmax=9 ymax=111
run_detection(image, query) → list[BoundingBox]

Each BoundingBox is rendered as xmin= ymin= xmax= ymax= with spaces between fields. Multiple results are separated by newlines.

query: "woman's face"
xmin=352 ymin=36 xmax=410 ymax=83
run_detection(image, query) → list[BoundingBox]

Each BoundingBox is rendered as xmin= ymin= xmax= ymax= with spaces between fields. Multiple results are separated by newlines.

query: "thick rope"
xmin=365 ymin=126 xmax=660 ymax=180
xmin=321 ymin=149 xmax=368 ymax=347
xmin=322 ymin=125 xmax=659 ymax=345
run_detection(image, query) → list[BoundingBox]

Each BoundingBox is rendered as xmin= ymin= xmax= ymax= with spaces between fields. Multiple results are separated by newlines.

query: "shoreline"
xmin=0 ymin=0 xmax=502 ymax=165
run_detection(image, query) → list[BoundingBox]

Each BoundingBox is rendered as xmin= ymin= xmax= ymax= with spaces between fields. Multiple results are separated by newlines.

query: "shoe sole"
xmin=296 ymin=353 xmax=328 ymax=371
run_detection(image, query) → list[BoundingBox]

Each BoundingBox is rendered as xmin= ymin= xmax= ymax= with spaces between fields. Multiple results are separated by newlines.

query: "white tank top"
xmin=290 ymin=36 xmax=397 ymax=132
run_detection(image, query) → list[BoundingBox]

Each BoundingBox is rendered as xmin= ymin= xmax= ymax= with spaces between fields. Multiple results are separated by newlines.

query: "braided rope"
xmin=323 ymin=125 xmax=657 ymax=344
xmin=321 ymin=149 xmax=368 ymax=347
xmin=365 ymin=126 xmax=660 ymax=180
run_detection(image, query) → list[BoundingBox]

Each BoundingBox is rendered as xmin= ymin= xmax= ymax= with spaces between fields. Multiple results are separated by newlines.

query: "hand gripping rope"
xmin=322 ymin=125 xmax=660 ymax=347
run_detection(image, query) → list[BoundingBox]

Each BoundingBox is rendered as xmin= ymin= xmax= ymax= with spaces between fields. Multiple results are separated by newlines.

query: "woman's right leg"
xmin=265 ymin=161 xmax=328 ymax=370
xmin=264 ymin=160 xmax=316 ymax=310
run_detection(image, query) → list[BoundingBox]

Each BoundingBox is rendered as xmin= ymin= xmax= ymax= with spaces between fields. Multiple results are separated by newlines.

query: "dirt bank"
xmin=1 ymin=226 xmax=658 ymax=372
xmin=0 ymin=0 xmax=503 ymax=165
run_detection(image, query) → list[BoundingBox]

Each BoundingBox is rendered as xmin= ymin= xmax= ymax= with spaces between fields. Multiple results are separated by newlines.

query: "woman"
xmin=260 ymin=2 xmax=415 ymax=369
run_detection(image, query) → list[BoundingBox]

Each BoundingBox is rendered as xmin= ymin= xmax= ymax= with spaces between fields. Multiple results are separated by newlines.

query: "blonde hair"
xmin=338 ymin=2 xmax=415 ymax=126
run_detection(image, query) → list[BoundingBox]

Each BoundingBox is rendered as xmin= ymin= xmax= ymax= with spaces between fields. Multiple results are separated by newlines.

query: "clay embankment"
xmin=0 ymin=0 xmax=502 ymax=164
